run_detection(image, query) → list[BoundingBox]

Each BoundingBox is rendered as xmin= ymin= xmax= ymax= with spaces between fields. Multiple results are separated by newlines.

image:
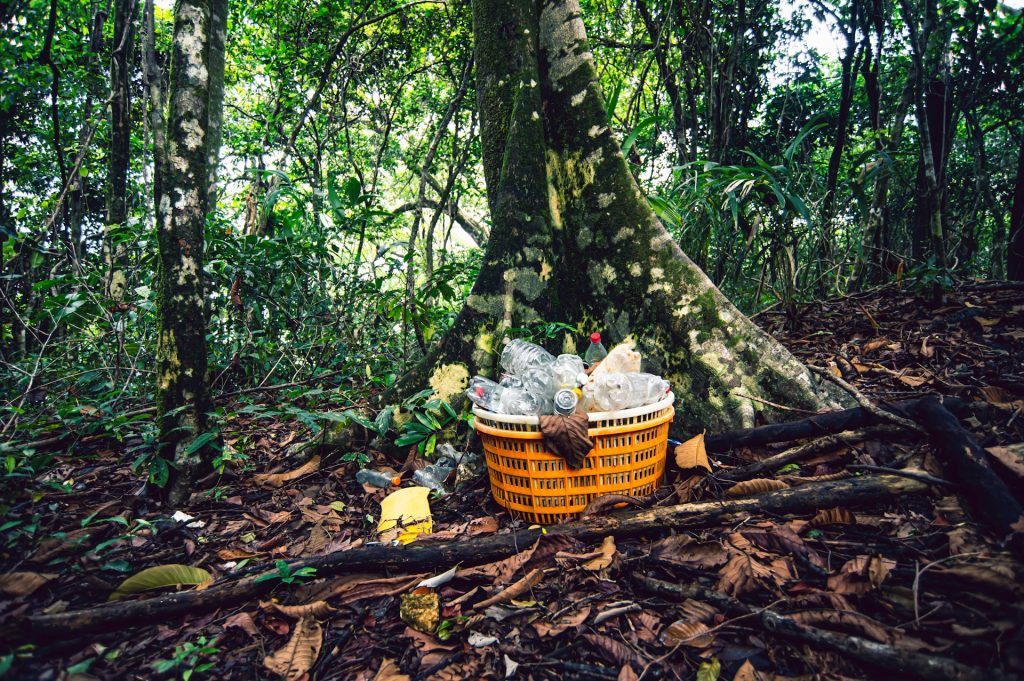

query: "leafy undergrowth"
xmin=2 ymin=283 xmax=1024 ymax=681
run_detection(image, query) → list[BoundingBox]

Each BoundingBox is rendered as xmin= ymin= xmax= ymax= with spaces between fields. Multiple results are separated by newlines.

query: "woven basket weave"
xmin=473 ymin=394 xmax=675 ymax=524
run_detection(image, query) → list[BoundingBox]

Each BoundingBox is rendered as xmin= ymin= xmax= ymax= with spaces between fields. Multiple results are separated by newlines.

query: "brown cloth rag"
xmin=538 ymin=413 xmax=595 ymax=470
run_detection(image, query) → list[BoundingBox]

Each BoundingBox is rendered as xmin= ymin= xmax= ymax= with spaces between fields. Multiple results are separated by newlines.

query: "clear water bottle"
xmin=501 ymin=339 xmax=555 ymax=375
xmin=550 ymin=354 xmax=585 ymax=389
xmin=554 ymin=388 xmax=580 ymax=415
xmin=466 ymin=376 xmax=505 ymax=412
xmin=583 ymin=373 xmax=669 ymax=411
xmin=521 ymin=365 xmax=556 ymax=399
xmin=499 ymin=387 xmax=543 ymax=415
xmin=356 ymin=469 xmax=401 ymax=488
xmin=499 ymin=374 xmax=525 ymax=389
xmin=583 ymin=332 xmax=608 ymax=366
xmin=412 ymin=456 xmax=456 ymax=492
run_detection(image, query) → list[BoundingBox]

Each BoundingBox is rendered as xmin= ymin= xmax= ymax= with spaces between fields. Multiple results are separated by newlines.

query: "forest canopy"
xmin=1 ymin=0 xmax=1023 ymax=479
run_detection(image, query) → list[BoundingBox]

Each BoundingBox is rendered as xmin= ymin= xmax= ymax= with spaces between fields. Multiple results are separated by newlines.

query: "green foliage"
xmin=394 ymin=389 xmax=465 ymax=456
xmin=253 ymin=559 xmax=317 ymax=585
xmin=150 ymin=636 xmax=220 ymax=681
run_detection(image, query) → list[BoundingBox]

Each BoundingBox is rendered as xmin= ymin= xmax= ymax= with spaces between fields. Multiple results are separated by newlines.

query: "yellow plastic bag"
xmin=377 ymin=486 xmax=432 ymax=544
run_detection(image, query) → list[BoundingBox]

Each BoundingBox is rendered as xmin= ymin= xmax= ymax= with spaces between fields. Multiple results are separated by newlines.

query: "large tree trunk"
xmin=389 ymin=0 xmax=851 ymax=433
xmin=155 ymin=0 xmax=217 ymax=502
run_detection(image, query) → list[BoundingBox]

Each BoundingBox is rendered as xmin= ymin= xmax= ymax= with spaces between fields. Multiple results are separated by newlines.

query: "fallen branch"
xmin=704 ymin=396 xmax=968 ymax=452
xmin=634 ymin=575 xmax=1018 ymax=681
xmin=719 ymin=425 xmax=907 ymax=482
xmin=906 ymin=397 xmax=1024 ymax=551
xmin=6 ymin=475 xmax=927 ymax=643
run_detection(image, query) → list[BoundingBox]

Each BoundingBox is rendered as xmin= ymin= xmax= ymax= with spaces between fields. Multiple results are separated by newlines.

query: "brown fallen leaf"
xmin=299 ymin=573 xmax=426 ymax=604
xmin=805 ymin=507 xmax=857 ymax=531
xmin=986 ymin=444 xmax=1024 ymax=479
xmin=726 ymin=478 xmax=789 ymax=497
xmin=675 ymin=432 xmax=711 ymax=473
xmin=618 ymin=664 xmax=640 ymax=681
xmin=0 ymin=571 xmax=57 ymax=597
xmin=472 ymin=568 xmax=544 ymax=611
xmin=253 ymin=455 xmax=321 ymax=489
xmin=224 ymin=612 xmax=260 ymax=637
xmin=373 ymin=659 xmax=411 ymax=681
xmin=661 ymin=619 xmax=714 ymax=648
xmin=533 ymin=606 xmax=592 ymax=637
xmin=732 ymin=660 xmax=764 ymax=681
xmin=827 ymin=555 xmax=895 ymax=595
xmin=897 ymin=373 xmax=929 ymax=388
xmin=678 ymin=599 xmax=719 ymax=624
xmin=582 ymin=536 xmax=616 ymax=571
xmin=788 ymin=609 xmax=896 ymax=644
xmin=263 ymin=616 xmax=322 ymax=680
xmin=583 ymin=633 xmax=642 ymax=667
xmin=717 ymin=553 xmax=774 ymax=596
xmin=650 ymin=535 xmax=730 ymax=570
xmin=261 ymin=599 xmax=336 ymax=619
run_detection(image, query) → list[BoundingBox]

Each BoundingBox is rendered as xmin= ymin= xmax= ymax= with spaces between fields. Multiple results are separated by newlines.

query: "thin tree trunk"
xmin=105 ymin=0 xmax=136 ymax=300
xmin=206 ymin=0 xmax=227 ymax=211
xmin=1008 ymin=132 xmax=1024 ymax=280
xmin=635 ymin=0 xmax=687 ymax=164
xmin=155 ymin=0 xmax=216 ymax=502
xmin=821 ymin=0 xmax=862 ymax=229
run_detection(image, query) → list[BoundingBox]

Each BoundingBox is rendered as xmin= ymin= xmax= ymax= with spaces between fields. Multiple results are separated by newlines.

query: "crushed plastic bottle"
xmin=501 ymin=339 xmax=555 ymax=375
xmin=466 ymin=375 xmax=544 ymax=415
xmin=356 ymin=469 xmax=401 ymax=488
xmin=583 ymin=332 xmax=608 ymax=365
xmin=412 ymin=455 xmax=456 ymax=492
xmin=582 ymin=372 xmax=670 ymax=412
xmin=550 ymin=354 xmax=585 ymax=389
xmin=466 ymin=376 xmax=505 ymax=412
xmin=589 ymin=340 xmax=641 ymax=377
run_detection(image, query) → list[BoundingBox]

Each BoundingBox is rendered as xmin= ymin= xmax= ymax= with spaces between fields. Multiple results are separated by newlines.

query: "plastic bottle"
xmin=412 ymin=456 xmax=456 ymax=492
xmin=583 ymin=333 xmax=608 ymax=365
xmin=466 ymin=376 xmax=505 ymax=412
xmin=554 ymin=388 xmax=580 ymax=415
xmin=550 ymin=354 xmax=585 ymax=389
xmin=589 ymin=340 xmax=641 ymax=377
xmin=356 ymin=469 xmax=401 ymax=488
xmin=501 ymin=339 xmax=555 ymax=375
xmin=582 ymin=373 xmax=670 ymax=412
xmin=498 ymin=386 xmax=543 ymax=415
xmin=521 ymin=365 xmax=556 ymax=399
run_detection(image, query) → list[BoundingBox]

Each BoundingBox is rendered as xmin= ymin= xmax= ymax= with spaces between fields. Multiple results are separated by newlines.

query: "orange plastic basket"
xmin=473 ymin=394 xmax=675 ymax=524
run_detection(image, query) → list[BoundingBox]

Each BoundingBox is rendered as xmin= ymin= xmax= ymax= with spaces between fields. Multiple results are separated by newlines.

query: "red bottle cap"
xmin=590 ymin=332 xmax=601 ymax=343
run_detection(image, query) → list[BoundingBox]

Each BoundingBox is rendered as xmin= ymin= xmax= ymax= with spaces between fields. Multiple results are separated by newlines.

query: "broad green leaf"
xmin=109 ymin=564 xmax=212 ymax=601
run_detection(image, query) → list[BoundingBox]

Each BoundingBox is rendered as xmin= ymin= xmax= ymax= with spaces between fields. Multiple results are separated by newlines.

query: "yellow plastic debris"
xmin=378 ymin=486 xmax=432 ymax=544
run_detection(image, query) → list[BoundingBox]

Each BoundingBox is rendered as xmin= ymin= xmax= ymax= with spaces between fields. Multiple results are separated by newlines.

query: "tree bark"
xmin=105 ymin=0 xmax=137 ymax=301
xmin=1008 ymin=131 xmax=1024 ymax=280
xmin=155 ymin=0 xmax=217 ymax=502
xmin=387 ymin=0 xmax=852 ymax=433
xmin=205 ymin=0 xmax=227 ymax=210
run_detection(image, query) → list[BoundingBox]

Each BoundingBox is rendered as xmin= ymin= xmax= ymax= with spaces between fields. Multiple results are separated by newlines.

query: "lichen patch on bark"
xmin=428 ymin=363 xmax=470 ymax=402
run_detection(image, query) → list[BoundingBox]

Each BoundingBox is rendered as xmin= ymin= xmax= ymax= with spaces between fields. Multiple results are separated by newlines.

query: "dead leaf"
xmin=224 ymin=612 xmax=260 ymax=637
xmin=300 ymin=573 xmax=426 ymax=604
xmin=0 ymin=571 xmax=56 ymax=597
xmin=827 ymin=555 xmax=895 ymax=595
xmin=788 ymin=610 xmax=895 ymax=643
xmin=262 ymin=599 xmax=336 ymax=619
xmin=717 ymin=553 xmax=774 ymax=596
xmin=862 ymin=337 xmax=898 ymax=354
xmin=254 ymin=456 xmax=321 ymax=489
xmin=263 ymin=616 xmax=322 ymax=680
xmin=897 ymin=373 xmax=929 ymax=388
xmin=804 ymin=507 xmax=857 ymax=531
xmin=583 ymin=633 xmax=642 ymax=667
xmin=373 ymin=659 xmax=410 ymax=681
xmin=678 ymin=599 xmax=719 ymax=624
xmin=675 ymin=433 xmax=711 ymax=473
xmin=662 ymin=619 xmax=714 ymax=648
xmin=726 ymin=478 xmax=789 ymax=497
xmin=650 ymin=535 xmax=729 ymax=569
xmin=472 ymin=568 xmax=544 ymax=611
xmin=732 ymin=660 xmax=764 ymax=681
xmin=533 ymin=606 xmax=592 ymax=637
xmin=618 ymin=665 xmax=640 ymax=681
xmin=986 ymin=444 xmax=1024 ymax=479
xmin=582 ymin=536 xmax=616 ymax=571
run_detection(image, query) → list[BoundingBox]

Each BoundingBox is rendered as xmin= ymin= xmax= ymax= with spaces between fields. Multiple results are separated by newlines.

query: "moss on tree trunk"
xmin=154 ymin=0 xmax=219 ymax=502
xmin=387 ymin=0 xmax=851 ymax=433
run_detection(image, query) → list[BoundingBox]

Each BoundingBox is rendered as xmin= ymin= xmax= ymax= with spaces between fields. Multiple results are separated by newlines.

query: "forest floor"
xmin=2 ymin=282 xmax=1024 ymax=681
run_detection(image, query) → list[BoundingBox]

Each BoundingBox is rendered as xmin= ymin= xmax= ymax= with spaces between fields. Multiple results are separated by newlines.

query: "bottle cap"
xmin=590 ymin=332 xmax=601 ymax=343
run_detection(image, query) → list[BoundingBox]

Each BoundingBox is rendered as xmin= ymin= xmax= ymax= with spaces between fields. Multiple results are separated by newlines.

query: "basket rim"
xmin=473 ymin=392 xmax=675 ymax=424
